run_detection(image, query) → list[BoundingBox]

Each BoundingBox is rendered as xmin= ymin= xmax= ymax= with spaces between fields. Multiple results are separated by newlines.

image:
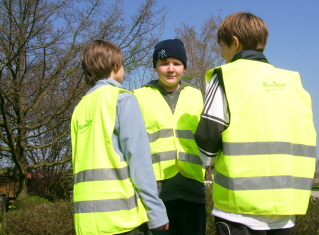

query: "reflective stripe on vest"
xmin=223 ymin=142 xmax=315 ymax=157
xmin=215 ymin=171 xmax=313 ymax=191
xmin=74 ymin=166 xmax=130 ymax=183
xmin=151 ymin=151 xmax=203 ymax=165
xmin=71 ymin=85 xmax=147 ymax=234
xmin=148 ymin=129 xmax=195 ymax=142
xmin=74 ymin=194 xmax=140 ymax=213
xmin=206 ymin=60 xmax=317 ymax=215
xmin=134 ymin=86 xmax=205 ymax=182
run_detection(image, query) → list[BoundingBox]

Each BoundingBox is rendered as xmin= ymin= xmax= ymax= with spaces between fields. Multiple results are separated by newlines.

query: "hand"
xmin=152 ymin=223 xmax=169 ymax=230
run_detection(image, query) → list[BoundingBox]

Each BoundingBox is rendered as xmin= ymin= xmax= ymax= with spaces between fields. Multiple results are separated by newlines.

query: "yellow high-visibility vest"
xmin=206 ymin=59 xmax=317 ymax=215
xmin=134 ymin=85 xmax=205 ymax=182
xmin=71 ymin=85 xmax=147 ymax=235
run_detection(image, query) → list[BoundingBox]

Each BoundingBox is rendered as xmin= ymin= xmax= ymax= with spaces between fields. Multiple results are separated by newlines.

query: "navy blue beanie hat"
xmin=152 ymin=39 xmax=187 ymax=69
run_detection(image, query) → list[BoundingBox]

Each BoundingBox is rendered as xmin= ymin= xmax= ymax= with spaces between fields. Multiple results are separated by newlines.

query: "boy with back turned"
xmin=195 ymin=12 xmax=317 ymax=235
xmin=71 ymin=39 xmax=168 ymax=235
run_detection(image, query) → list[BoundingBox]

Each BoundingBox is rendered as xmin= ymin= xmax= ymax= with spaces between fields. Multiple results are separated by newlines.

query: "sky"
xmin=124 ymin=0 xmax=319 ymax=159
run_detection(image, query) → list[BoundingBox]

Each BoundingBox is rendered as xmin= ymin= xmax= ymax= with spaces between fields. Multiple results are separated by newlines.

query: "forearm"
xmin=195 ymin=118 xmax=223 ymax=157
xmin=117 ymin=92 xmax=168 ymax=228
xmin=195 ymin=72 xmax=228 ymax=157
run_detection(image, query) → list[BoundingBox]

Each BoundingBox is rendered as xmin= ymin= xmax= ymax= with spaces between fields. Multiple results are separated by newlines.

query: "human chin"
xmin=164 ymin=76 xmax=178 ymax=83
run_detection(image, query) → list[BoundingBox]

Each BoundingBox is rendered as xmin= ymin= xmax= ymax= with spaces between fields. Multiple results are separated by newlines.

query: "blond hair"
xmin=218 ymin=12 xmax=268 ymax=52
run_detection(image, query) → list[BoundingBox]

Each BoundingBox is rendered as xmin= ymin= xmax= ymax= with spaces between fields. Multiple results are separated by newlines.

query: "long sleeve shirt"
xmin=85 ymin=78 xmax=168 ymax=229
xmin=194 ymin=50 xmax=295 ymax=230
xmin=194 ymin=71 xmax=229 ymax=157
xmin=195 ymin=50 xmax=269 ymax=157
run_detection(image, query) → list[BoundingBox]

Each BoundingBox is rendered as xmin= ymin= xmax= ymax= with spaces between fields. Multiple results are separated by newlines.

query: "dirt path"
xmin=311 ymin=191 xmax=319 ymax=198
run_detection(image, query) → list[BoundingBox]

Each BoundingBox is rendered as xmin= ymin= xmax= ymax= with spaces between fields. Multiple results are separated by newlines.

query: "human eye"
xmin=159 ymin=62 xmax=168 ymax=66
xmin=173 ymin=61 xmax=182 ymax=66
xmin=158 ymin=59 xmax=168 ymax=64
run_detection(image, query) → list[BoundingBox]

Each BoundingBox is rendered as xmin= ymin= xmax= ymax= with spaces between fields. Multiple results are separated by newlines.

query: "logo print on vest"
xmin=263 ymin=81 xmax=286 ymax=91
xmin=78 ymin=120 xmax=92 ymax=134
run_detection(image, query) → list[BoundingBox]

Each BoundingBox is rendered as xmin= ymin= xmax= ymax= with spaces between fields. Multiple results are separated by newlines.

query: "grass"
xmin=312 ymin=183 xmax=319 ymax=191
xmin=0 ymin=187 xmax=318 ymax=235
xmin=0 ymin=197 xmax=74 ymax=235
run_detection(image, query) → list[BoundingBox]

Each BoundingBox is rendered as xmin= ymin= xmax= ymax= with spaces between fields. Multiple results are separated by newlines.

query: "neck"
xmin=157 ymin=80 xmax=180 ymax=92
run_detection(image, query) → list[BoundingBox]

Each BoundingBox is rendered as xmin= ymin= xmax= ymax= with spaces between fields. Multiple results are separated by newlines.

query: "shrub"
xmin=9 ymin=196 xmax=49 ymax=210
xmin=2 ymin=197 xmax=74 ymax=235
xmin=293 ymin=197 xmax=319 ymax=235
xmin=27 ymin=170 xmax=73 ymax=201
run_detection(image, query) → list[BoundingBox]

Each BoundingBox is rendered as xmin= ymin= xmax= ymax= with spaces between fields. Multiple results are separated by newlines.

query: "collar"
xmin=231 ymin=50 xmax=269 ymax=64
xmin=95 ymin=78 xmax=122 ymax=88
xmin=86 ymin=78 xmax=122 ymax=95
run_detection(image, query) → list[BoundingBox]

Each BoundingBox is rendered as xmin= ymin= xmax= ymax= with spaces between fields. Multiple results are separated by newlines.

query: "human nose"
xmin=167 ymin=63 xmax=174 ymax=72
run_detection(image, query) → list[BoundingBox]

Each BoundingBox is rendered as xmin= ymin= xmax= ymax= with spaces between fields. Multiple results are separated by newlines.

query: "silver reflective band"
xmin=179 ymin=152 xmax=203 ymax=166
xmin=74 ymin=166 xmax=129 ymax=184
xmin=175 ymin=130 xmax=195 ymax=140
xmin=148 ymin=129 xmax=173 ymax=142
xmin=148 ymin=129 xmax=195 ymax=142
xmin=74 ymin=194 xmax=139 ymax=213
xmin=223 ymin=142 xmax=316 ymax=158
xmin=152 ymin=151 xmax=202 ymax=166
xmin=215 ymin=171 xmax=313 ymax=190
xmin=152 ymin=150 xmax=176 ymax=163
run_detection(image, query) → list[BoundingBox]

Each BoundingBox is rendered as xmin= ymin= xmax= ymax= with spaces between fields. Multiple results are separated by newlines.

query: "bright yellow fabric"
xmin=71 ymin=86 xmax=147 ymax=234
xmin=206 ymin=60 xmax=316 ymax=215
xmin=134 ymin=86 xmax=205 ymax=182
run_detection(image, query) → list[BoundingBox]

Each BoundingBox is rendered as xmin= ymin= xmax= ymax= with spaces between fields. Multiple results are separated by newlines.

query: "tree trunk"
xmin=15 ymin=174 xmax=28 ymax=199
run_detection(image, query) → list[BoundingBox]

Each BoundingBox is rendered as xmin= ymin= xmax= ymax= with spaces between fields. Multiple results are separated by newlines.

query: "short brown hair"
xmin=81 ymin=39 xmax=124 ymax=86
xmin=218 ymin=12 xmax=268 ymax=52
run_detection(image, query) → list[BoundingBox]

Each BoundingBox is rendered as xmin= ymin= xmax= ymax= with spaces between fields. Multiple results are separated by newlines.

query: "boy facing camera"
xmin=134 ymin=39 xmax=206 ymax=235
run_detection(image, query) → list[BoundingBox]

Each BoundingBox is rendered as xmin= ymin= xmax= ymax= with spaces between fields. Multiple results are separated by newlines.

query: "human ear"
xmin=232 ymin=36 xmax=243 ymax=51
xmin=232 ymin=36 xmax=240 ymax=48
xmin=112 ymin=65 xmax=118 ymax=73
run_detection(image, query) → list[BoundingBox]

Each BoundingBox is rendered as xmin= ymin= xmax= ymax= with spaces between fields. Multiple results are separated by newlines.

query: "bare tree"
xmin=0 ymin=0 xmax=166 ymax=199
xmin=175 ymin=14 xmax=224 ymax=93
